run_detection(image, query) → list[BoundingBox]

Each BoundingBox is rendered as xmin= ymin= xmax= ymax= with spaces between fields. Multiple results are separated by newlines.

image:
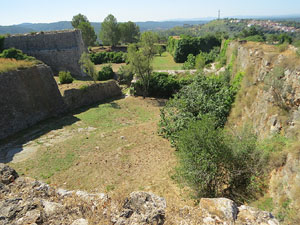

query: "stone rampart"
xmin=62 ymin=81 xmax=122 ymax=111
xmin=3 ymin=30 xmax=86 ymax=77
xmin=0 ymin=64 xmax=65 ymax=140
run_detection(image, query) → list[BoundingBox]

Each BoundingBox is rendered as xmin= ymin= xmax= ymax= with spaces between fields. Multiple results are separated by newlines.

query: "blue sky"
xmin=1 ymin=0 xmax=300 ymax=25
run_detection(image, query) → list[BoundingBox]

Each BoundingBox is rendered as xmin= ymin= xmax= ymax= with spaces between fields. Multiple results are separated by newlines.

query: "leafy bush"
xmin=134 ymin=72 xmax=193 ymax=98
xmin=175 ymin=117 xmax=268 ymax=201
xmin=0 ymin=36 xmax=4 ymax=52
xmin=243 ymin=35 xmax=265 ymax=42
xmin=0 ymin=48 xmax=35 ymax=61
xmin=118 ymin=65 xmax=133 ymax=85
xmin=159 ymin=71 xmax=241 ymax=144
xmin=167 ymin=35 xmax=221 ymax=63
xmin=182 ymin=54 xmax=195 ymax=69
xmin=58 ymin=71 xmax=74 ymax=84
xmin=90 ymin=51 xmax=126 ymax=64
xmin=97 ymin=65 xmax=114 ymax=81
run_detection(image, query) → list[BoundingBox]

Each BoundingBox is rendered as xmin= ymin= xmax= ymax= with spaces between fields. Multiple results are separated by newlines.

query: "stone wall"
xmin=62 ymin=81 xmax=122 ymax=111
xmin=3 ymin=30 xmax=86 ymax=77
xmin=0 ymin=64 xmax=65 ymax=140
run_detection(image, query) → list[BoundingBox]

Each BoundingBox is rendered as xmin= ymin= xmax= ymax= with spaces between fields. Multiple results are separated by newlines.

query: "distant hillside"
xmin=0 ymin=21 xmax=208 ymax=35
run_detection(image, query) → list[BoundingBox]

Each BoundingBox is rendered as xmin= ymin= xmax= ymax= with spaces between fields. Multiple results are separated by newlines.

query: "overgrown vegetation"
xmin=79 ymin=52 xmax=97 ymax=81
xmin=159 ymin=70 xmax=240 ymax=144
xmin=0 ymin=48 xmax=36 ymax=61
xmin=134 ymin=72 xmax=193 ymax=98
xmin=0 ymin=58 xmax=36 ymax=73
xmin=58 ymin=71 xmax=74 ymax=84
xmin=175 ymin=117 xmax=268 ymax=201
xmin=167 ymin=35 xmax=221 ymax=63
xmin=90 ymin=51 xmax=125 ymax=64
xmin=97 ymin=64 xmax=114 ymax=81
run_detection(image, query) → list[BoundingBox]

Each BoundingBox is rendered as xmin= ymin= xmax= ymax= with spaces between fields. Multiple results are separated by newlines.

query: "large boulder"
xmin=199 ymin=198 xmax=238 ymax=224
xmin=0 ymin=163 xmax=19 ymax=184
xmin=112 ymin=191 xmax=166 ymax=225
xmin=236 ymin=205 xmax=279 ymax=225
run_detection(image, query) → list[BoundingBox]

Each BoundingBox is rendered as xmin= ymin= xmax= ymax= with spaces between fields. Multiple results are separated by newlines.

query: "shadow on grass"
xmin=0 ymin=95 xmax=123 ymax=163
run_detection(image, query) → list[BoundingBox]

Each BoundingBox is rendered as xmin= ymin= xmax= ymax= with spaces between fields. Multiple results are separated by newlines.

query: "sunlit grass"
xmin=152 ymin=52 xmax=183 ymax=70
xmin=0 ymin=58 xmax=36 ymax=73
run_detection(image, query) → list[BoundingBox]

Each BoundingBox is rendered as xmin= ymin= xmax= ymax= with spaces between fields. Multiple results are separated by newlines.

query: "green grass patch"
xmin=152 ymin=52 xmax=183 ymax=70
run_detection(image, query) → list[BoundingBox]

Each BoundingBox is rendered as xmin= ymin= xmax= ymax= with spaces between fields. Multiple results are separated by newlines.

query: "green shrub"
xmin=167 ymin=35 xmax=221 ymax=63
xmin=118 ymin=65 xmax=133 ymax=85
xmin=0 ymin=48 xmax=35 ymax=61
xmin=182 ymin=54 xmax=195 ymax=69
xmin=195 ymin=54 xmax=206 ymax=69
xmin=134 ymin=72 xmax=193 ymax=98
xmin=0 ymin=36 xmax=4 ymax=52
xmin=243 ymin=35 xmax=265 ymax=42
xmin=79 ymin=84 xmax=89 ymax=92
xmin=59 ymin=71 xmax=74 ymax=84
xmin=90 ymin=51 xmax=126 ymax=64
xmin=175 ymin=117 xmax=268 ymax=201
xmin=159 ymin=72 xmax=239 ymax=144
xmin=97 ymin=65 xmax=114 ymax=81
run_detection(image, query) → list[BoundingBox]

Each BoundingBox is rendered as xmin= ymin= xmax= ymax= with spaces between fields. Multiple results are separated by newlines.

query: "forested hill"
xmin=0 ymin=20 xmax=208 ymax=35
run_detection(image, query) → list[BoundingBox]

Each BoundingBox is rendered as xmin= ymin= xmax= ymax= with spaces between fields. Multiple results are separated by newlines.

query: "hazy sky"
xmin=1 ymin=0 xmax=300 ymax=25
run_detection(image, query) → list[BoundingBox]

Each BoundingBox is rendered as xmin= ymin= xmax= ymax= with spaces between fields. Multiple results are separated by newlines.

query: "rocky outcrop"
xmin=0 ymin=164 xmax=278 ymax=225
xmin=0 ymin=64 xmax=65 ymax=140
xmin=226 ymin=41 xmax=300 ymax=138
xmin=112 ymin=192 xmax=166 ymax=225
xmin=3 ymin=30 xmax=86 ymax=77
xmin=62 ymin=80 xmax=122 ymax=111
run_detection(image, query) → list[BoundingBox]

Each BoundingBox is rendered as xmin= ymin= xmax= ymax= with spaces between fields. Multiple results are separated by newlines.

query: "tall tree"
xmin=77 ymin=22 xmax=97 ymax=47
xmin=71 ymin=14 xmax=88 ymax=28
xmin=119 ymin=21 xmax=140 ymax=44
xmin=72 ymin=14 xmax=97 ymax=47
xmin=99 ymin=14 xmax=120 ymax=46
xmin=127 ymin=32 xmax=159 ymax=97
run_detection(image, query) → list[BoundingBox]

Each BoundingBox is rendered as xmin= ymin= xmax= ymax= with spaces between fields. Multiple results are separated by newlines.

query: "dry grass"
xmin=9 ymin=97 xmax=193 ymax=212
xmin=0 ymin=58 xmax=36 ymax=73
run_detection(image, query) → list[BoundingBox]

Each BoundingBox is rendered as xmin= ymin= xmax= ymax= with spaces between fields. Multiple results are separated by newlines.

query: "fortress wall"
xmin=0 ymin=64 xmax=66 ymax=140
xmin=62 ymin=80 xmax=122 ymax=111
xmin=3 ymin=30 xmax=87 ymax=76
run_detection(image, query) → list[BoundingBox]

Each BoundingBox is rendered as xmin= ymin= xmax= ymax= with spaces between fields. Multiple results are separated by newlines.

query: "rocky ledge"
xmin=0 ymin=164 xmax=279 ymax=224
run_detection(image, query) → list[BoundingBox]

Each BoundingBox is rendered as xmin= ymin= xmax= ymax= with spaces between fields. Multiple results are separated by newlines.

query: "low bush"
xmin=118 ymin=65 xmax=133 ymax=85
xmin=58 ymin=71 xmax=74 ymax=84
xmin=97 ymin=65 xmax=114 ymax=81
xmin=134 ymin=72 xmax=193 ymax=98
xmin=90 ymin=51 xmax=126 ymax=64
xmin=243 ymin=35 xmax=265 ymax=42
xmin=175 ymin=117 xmax=269 ymax=201
xmin=159 ymin=71 xmax=239 ymax=144
xmin=0 ymin=48 xmax=35 ymax=61
xmin=182 ymin=54 xmax=195 ymax=70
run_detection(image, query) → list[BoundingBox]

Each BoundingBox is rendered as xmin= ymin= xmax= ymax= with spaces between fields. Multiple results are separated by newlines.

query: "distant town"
xmin=230 ymin=19 xmax=300 ymax=33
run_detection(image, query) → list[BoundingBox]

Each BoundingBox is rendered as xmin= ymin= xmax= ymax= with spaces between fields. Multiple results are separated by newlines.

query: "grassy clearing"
xmin=152 ymin=52 xmax=183 ymax=70
xmin=0 ymin=58 xmax=36 ymax=73
xmin=9 ymin=97 xmax=191 ymax=209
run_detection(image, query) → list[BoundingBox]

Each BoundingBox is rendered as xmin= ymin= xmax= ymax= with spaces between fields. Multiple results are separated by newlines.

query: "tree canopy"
xmin=72 ymin=14 xmax=97 ymax=47
xmin=99 ymin=14 xmax=120 ymax=46
xmin=127 ymin=32 xmax=159 ymax=97
xmin=119 ymin=21 xmax=140 ymax=44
